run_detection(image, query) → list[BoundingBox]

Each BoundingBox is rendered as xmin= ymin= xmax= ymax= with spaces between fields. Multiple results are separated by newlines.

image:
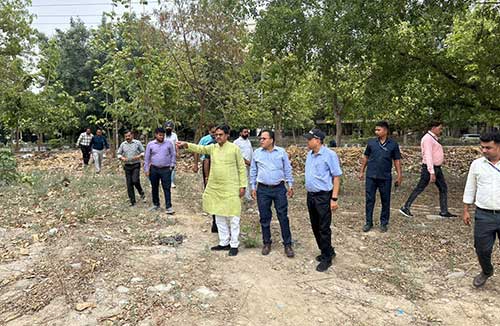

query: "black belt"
xmin=477 ymin=207 xmax=500 ymax=214
xmin=258 ymin=181 xmax=284 ymax=189
xmin=422 ymin=164 xmax=441 ymax=168
xmin=307 ymin=190 xmax=332 ymax=196
xmin=151 ymin=165 xmax=173 ymax=169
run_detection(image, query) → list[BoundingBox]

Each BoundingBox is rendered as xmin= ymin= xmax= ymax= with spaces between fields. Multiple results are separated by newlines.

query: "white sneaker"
xmin=171 ymin=183 xmax=176 ymax=188
xmin=166 ymin=207 xmax=175 ymax=215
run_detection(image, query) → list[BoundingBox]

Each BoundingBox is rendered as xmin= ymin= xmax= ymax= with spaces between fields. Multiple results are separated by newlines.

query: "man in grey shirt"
xmin=117 ymin=130 xmax=146 ymax=206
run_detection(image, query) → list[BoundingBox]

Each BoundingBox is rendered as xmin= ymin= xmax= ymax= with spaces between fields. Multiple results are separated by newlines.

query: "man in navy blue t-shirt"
xmin=359 ymin=121 xmax=402 ymax=232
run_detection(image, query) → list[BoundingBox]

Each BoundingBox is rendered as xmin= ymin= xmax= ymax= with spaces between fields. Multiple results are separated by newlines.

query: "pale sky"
xmin=29 ymin=0 xmax=161 ymax=36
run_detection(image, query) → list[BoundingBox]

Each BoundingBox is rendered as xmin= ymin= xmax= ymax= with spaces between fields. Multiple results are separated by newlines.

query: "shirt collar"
xmin=311 ymin=146 xmax=326 ymax=156
xmin=428 ymin=131 xmax=439 ymax=139
xmin=483 ymin=157 xmax=500 ymax=166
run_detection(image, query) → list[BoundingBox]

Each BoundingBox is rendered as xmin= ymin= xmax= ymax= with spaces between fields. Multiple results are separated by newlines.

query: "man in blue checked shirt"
xmin=250 ymin=129 xmax=295 ymax=258
xmin=304 ymin=128 xmax=342 ymax=272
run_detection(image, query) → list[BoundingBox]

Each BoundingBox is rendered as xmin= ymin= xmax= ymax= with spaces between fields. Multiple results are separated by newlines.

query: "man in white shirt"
xmin=463 ymin=132 xmax=500 ymax=288
xmin=164 ymin=121 xmax=179 ymax=188
xmin=233 ymin=128 xmax=253 ymax=201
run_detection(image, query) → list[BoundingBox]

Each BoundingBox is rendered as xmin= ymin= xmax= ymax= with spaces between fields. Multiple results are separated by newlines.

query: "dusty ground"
xmin=0 ymin=150 xmax=499 ymax=326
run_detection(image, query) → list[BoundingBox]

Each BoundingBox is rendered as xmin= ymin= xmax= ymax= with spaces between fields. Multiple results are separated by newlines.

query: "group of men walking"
xmin=76 ymin=127 xmax=109 ymax=173
xmin=77 ymin=123 xmax=500 ymax=282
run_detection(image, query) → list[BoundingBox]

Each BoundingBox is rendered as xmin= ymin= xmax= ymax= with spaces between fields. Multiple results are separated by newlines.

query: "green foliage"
xmin=2 ymin=0 xmax=499 ymax=146
xmin=47 ymin=138 xmax=64 ymax=149
xmin=0 ymin=149 xmax=17 ymax=185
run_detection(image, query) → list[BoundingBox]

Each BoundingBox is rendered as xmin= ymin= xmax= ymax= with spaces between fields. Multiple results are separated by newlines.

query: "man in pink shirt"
xmin=399 ymin=121 xmax=457 ymax=218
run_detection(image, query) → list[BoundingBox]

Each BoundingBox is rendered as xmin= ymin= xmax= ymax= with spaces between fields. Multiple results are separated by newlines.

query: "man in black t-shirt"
xmin=359 ymin=121 xmax=402 ymax=232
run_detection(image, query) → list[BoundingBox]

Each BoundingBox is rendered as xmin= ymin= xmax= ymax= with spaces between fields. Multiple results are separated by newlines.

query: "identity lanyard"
xmin=427 ymin=132 xmax=439 ymax=143
xmin=487 ymin=160 xmax=500 ymax=174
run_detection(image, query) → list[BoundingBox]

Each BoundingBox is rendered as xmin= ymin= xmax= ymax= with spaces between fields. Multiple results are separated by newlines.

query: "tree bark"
xmin=194 ymin=89 xmax=206 ymax=143
xmin=37 ymin=133 xmax=43 ymax=151
xmin=15 ymin=127 xmax=20 ymax=152
xmin=112 ymin=119 xmax=119 ymax=158
xmin=333 ymin=96 xmax=343 ymax=147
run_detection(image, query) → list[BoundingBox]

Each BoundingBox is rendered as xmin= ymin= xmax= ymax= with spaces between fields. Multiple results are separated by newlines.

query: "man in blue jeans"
xmin=144 ymin=127 xmax=176 ymax=214
xmin=250 ymin=129 xmax=295 ymax=258
xmin=359 ymin=121 xmax=402 ymax=232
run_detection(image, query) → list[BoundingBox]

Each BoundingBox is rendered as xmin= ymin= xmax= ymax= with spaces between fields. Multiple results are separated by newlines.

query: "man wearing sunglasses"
xmin=359 ymin=121 xmax=402 ymax=233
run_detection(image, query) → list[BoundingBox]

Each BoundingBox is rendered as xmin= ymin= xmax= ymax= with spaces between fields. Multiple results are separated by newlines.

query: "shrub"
xmin=48 ymin=138 xmax=64 ymax=149
xmin=0 ymin=149 xmax=18 ymax=185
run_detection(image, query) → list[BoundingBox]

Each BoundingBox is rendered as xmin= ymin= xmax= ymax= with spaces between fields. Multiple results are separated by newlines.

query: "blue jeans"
xmin=365 ymin=177 xmax=392 ymax=226
xmin=150 ymin=166 xmax=172 ymax=209
xmin=256 ymin=183 xmax=292 ymax=246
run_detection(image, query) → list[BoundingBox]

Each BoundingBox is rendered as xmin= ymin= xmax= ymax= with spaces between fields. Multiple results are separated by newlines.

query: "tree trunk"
xmin=194 ymin=90 xmax=207 ymax=143
xmin=274 ymin=116 xmax=283 ymax=145
xmin=15 ymin=127 xmax=20 ymax=152
xmin=112 ymin=119 xmax=119 ymax=158
xmin=333 ymin=96 xmax=343 ymax=147
xmin=37 ymin=133 xmax=43 ymax=151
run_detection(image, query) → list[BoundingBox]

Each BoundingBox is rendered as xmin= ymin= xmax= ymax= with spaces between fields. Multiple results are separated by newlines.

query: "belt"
xmin=477 ymin=207 xmax=500 ymax=214
xmin=151 ymin=165 xmax=173 ymax=169
xmin=307 ymin=190 xmax=332 ymax=196
xmin=258 ymin=181 xmax=284 ymax=189
xmin=422 ymin=164 xmax=441 ymax=168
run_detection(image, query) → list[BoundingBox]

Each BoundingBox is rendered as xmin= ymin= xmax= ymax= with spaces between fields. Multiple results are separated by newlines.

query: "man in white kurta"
xmin=177 ymin=125 xmax=247 ymax=256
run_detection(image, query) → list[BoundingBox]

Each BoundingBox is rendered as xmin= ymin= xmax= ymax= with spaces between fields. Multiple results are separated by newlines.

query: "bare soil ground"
xmin=0 ymin=150 xmax=499 ymax=326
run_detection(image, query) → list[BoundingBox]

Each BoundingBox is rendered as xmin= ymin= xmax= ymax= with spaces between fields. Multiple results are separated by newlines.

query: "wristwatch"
xmin=331 ymin=197 xmax=338 ymax=202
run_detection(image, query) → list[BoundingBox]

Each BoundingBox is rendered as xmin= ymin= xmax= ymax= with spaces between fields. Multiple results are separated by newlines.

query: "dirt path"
xmin=0 ymin=151 xmax=499 ymax=325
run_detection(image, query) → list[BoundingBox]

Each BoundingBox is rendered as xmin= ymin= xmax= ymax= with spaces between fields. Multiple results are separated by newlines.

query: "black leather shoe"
xmin=362 ymin=224 xmax=373 ymax=232
xmin=228 ymin=248 xmax=239 ymax=256
xmin=211 ymin=245 xmax=230 ymax=251
xmin=262 ymin=244 xmax=271 ymax=255
xmin=379 ymin=224 xmax=388 ymax=233
xmin=316 ymin=260 xmax=332 ymax=272
xmin=316 ymin=249 xmax=336 ymax=262
xmin=473 ymin=272 xmax=491 ymax=288
xmin=439 ymin=212 xmax=458 ymax=218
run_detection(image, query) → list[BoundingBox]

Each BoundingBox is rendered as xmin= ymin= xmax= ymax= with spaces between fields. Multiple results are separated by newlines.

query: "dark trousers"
xmin=150 ymin=166 xmax=172 ymax=209
xmin=365 ymin=177 xmax=392 ymax=226
xmin=307 ymin=190 xmax=334 ymax=260
xmin=474 ymin=208 xmax=500 ymax=276
xmin=256 ymin=183 xmax=292 ymax=246
xmin=202 ymin=159 xmax=216 ymax=227
xmin=404 ymin=164 xmax=448 ymax=214
xmin=124 ymin=163 xmax=144 ymax=204
xmin=80 ymin=145 xmax=91 ymax=165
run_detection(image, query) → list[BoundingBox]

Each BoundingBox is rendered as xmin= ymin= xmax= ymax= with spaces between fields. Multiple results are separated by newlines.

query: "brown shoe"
xmin=284 ymin=245 xmax=294 ymax=258
xmin=473 ymin=272 xmax=491 ymax=288
xmin=262 ymin=244 xmax=271 ymax=255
